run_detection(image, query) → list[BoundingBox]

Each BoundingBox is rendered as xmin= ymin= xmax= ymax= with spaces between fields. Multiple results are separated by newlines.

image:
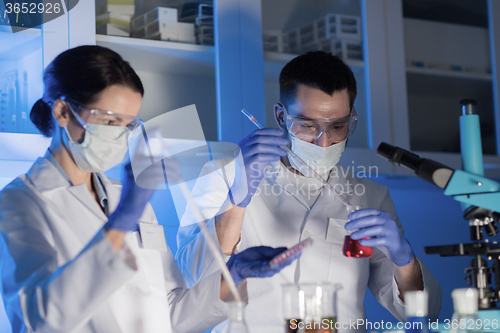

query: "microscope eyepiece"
xmin=377 ymin=142 xmax=455 ymax=189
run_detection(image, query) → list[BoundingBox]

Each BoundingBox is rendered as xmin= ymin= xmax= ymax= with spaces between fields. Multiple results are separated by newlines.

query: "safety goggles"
xmin=283 ymin=105 xmax=357 ymax=143
xmin=63 ymin=98 xmax=144 ymax=140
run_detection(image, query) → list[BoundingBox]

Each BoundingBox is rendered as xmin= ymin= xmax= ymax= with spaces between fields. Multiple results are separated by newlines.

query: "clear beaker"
xmin=342 ymin=205 xmax=372 ymax=258
xmin=282 ymin=283 xmax=341 ymax=333
xmin=222 ymin=301 xmax=250 ymax=333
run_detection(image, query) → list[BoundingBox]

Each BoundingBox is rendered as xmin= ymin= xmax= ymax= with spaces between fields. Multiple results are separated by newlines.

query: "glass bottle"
xmin=450 ymin=288 xmax=479 ymax=333
xmin=3 ymin=71 xmax=17 ymax=133
xmin=222 ymin=301 xmax=249 ymax=333
xmin=405 ymin=290 xmax=429 ymax=333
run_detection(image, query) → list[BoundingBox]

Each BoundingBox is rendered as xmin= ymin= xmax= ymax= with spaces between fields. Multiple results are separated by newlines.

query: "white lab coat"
xmin=176 ymin=160 xmax=442 ymax=333
xmin=0 ymin=153 xmax=227 ymax=333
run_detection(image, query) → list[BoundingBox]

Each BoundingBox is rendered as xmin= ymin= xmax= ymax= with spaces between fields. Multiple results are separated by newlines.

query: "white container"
xmin=337 ymin=14 xmax=361 ymax=41
xmin=146 ymin=21 xmax=195 ymax=43
xmin=145 ymin=7 xmax=178 ymax=26
xmin=263 ymin=30 xmax=287 ymax=53
xmin=176 ymin=22 xmax=196 ymax=43
xmin=132 ymin=6 xmax=177 ymax=32
xmin=315 ymin=14 xmax=337 ymax=41
xmin=196 ymin=25 xmax=214 ymax=45
xmin=96 ymin=12 xmax=131 ymax=31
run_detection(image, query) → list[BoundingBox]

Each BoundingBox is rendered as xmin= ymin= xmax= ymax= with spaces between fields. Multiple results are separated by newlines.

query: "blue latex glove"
xmin=345 ymin=209 xmax=414 ymax=266
xmin=105 ymin=163 xmax=154 ymax=232
xmin=233 ymin=129 xmax=289 ymax=207
xmin=105 ymin=158 xmax=179 ymax=232
xmin=226 ymin=246 xmax=300 ymax=285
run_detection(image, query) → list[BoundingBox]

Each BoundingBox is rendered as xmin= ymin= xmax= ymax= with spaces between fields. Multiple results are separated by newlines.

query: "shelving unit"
xmin=406 ymin=66 xmax=492 ymax=81
xmin=403 ymin=16 xmax=496 ymax=155
xmin=96 ymin=34 xmax=214 ymax=76
xmin=263 ymin=50 xmax=364 ymax=78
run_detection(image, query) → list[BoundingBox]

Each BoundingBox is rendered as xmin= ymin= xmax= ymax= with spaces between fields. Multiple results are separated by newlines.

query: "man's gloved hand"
xmin=345 ymin=209 xmax=414 ymax=266
xmin=233 ymin=129 xmax=288 ymax=207
xmin=226 ymin=246 xmax=299 ymax=286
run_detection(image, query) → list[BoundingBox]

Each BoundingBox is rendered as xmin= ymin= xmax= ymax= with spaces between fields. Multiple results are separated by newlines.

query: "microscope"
xmin=377 ymin=99 xmax=500 ymax=312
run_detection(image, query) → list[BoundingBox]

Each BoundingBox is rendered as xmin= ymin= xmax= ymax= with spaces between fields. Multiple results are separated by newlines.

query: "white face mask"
xmin=288 ymin=136 xmax=346 ymax=178
xmin=64 ymin=124 xmax=129 ymax=173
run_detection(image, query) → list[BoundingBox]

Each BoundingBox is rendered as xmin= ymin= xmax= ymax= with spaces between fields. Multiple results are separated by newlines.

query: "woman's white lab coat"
xmin=0 ymin=152 xmax=227 ymax=333
xmin=176 ymin=161 xmax=442 ymax=333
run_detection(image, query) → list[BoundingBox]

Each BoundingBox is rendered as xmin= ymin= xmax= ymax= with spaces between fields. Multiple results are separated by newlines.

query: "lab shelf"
xmin=263 ymin=50 xmax=364 ymax=78
xmin=95 ymin=36 xmax=366 ymax=80
xmin=406 ymin=66 xmax=492 ymax=81
xmin=96 ymin=34 xmax=215 ymax=77
xmin=0 ymin=26 xmax=41 ymax=60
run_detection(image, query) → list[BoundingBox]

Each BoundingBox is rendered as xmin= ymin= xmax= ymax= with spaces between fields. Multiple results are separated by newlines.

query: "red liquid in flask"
xmin=342 ymin=235 xmax=372 ymax=258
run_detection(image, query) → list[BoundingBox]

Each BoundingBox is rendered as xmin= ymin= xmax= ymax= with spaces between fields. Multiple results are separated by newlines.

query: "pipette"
xmin=147 ymin=144 xmax=242 ymax=302
xmin=241 ymin=108 xmax=354 ymax=210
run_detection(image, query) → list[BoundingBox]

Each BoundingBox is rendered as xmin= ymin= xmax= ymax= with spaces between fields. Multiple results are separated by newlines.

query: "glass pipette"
xmin=241 ymin=108 xmax=354 ymax=210
xmin=146 ymin=142 xmax=242 ymax=302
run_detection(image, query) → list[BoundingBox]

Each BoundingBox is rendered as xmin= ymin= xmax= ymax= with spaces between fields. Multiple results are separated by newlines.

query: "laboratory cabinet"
xmin=387 ymin=0 xmax=500 ymax=179
xmin=3 ymin=0 xmax=500 ymax=177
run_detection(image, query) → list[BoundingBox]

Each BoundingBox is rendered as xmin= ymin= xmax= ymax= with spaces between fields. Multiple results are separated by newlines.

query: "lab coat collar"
xmin=26 ymin=151 xmax=120 ymax=221
xmin=27 ymin=151 xmax=72 ymax=192
xmin=96 ymin=174 xmax=122 ymax=215
xmin=268 ymin=160 xmax=346 ymax=209
xmin=270 ymin=161 xmax=310 ymax=209
xmin=305 ymin=164 xmax=355 ymax=221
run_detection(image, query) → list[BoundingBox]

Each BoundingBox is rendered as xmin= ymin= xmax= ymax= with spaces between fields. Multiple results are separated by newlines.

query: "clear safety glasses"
xmin=63 ymin=98 xmax=144 ymax=140
xmin=283 ymin=105 xmax=357 ymax=143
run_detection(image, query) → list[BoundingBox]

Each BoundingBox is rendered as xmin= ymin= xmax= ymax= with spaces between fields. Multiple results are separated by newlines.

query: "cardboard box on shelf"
xmin=96 ymin=0 xmax=135 ymax=16
xmin=96 ymin=12 xmax=131 ymax=31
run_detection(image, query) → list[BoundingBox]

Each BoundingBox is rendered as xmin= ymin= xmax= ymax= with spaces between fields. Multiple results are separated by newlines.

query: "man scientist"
xmin=175 ymin=51 xmax=442 ymax=332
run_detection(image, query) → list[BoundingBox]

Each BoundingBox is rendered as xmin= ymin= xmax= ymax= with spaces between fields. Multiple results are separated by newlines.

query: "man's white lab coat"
xmin=0 ymin=153 xmax=227 ymax=333
xmin=176 ymin=161 xmax=442 ymax=333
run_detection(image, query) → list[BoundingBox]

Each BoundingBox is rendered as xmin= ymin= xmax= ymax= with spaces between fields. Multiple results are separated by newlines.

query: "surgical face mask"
xmin=288 ymin=136 xmax=346 ymax=178
xmin=64 ymin=124 xmax=129 ymax=173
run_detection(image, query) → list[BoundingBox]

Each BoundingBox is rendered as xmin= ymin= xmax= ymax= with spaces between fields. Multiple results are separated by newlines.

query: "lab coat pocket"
xmin=326 ymin=218 xmax=348 ymax=244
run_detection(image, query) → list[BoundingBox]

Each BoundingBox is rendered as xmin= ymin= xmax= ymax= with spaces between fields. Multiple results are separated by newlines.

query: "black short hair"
xmin=30 ymin=45 xmax=144 ymax=137
xmin=279 ymin=51 xmax=357 ymax=110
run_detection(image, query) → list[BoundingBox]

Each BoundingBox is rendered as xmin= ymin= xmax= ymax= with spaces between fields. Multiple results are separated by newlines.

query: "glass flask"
xmin=282 ymin=283 xmax=341 ymax=333
xmin=222 ymin=301 xmax=250 ymax=333
xmin=450 ymin=288 xmax=479 ymax=333
xmin=342 ymin=205 xmax=372 ymax=258
xmin=405 ymin=290 xmax=429 ymax=333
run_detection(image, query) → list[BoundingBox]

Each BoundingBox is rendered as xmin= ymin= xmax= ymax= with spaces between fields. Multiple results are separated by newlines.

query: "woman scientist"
xmin=0 ymin=45 xmax=294 ymax=333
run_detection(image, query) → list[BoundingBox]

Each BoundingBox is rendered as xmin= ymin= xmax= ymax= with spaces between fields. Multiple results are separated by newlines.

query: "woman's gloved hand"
xmin=226 ymin=246 xmax=299 ymax=285
xmin=105 ymin=158 xmax=180 ymax=232
xmin=105 ymin=163 xmax=154 ymax=232
xmin=345 ymin=208 xmax=414 ymax=266
xmin=233 ymin=129 xmax=288 ymax=207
